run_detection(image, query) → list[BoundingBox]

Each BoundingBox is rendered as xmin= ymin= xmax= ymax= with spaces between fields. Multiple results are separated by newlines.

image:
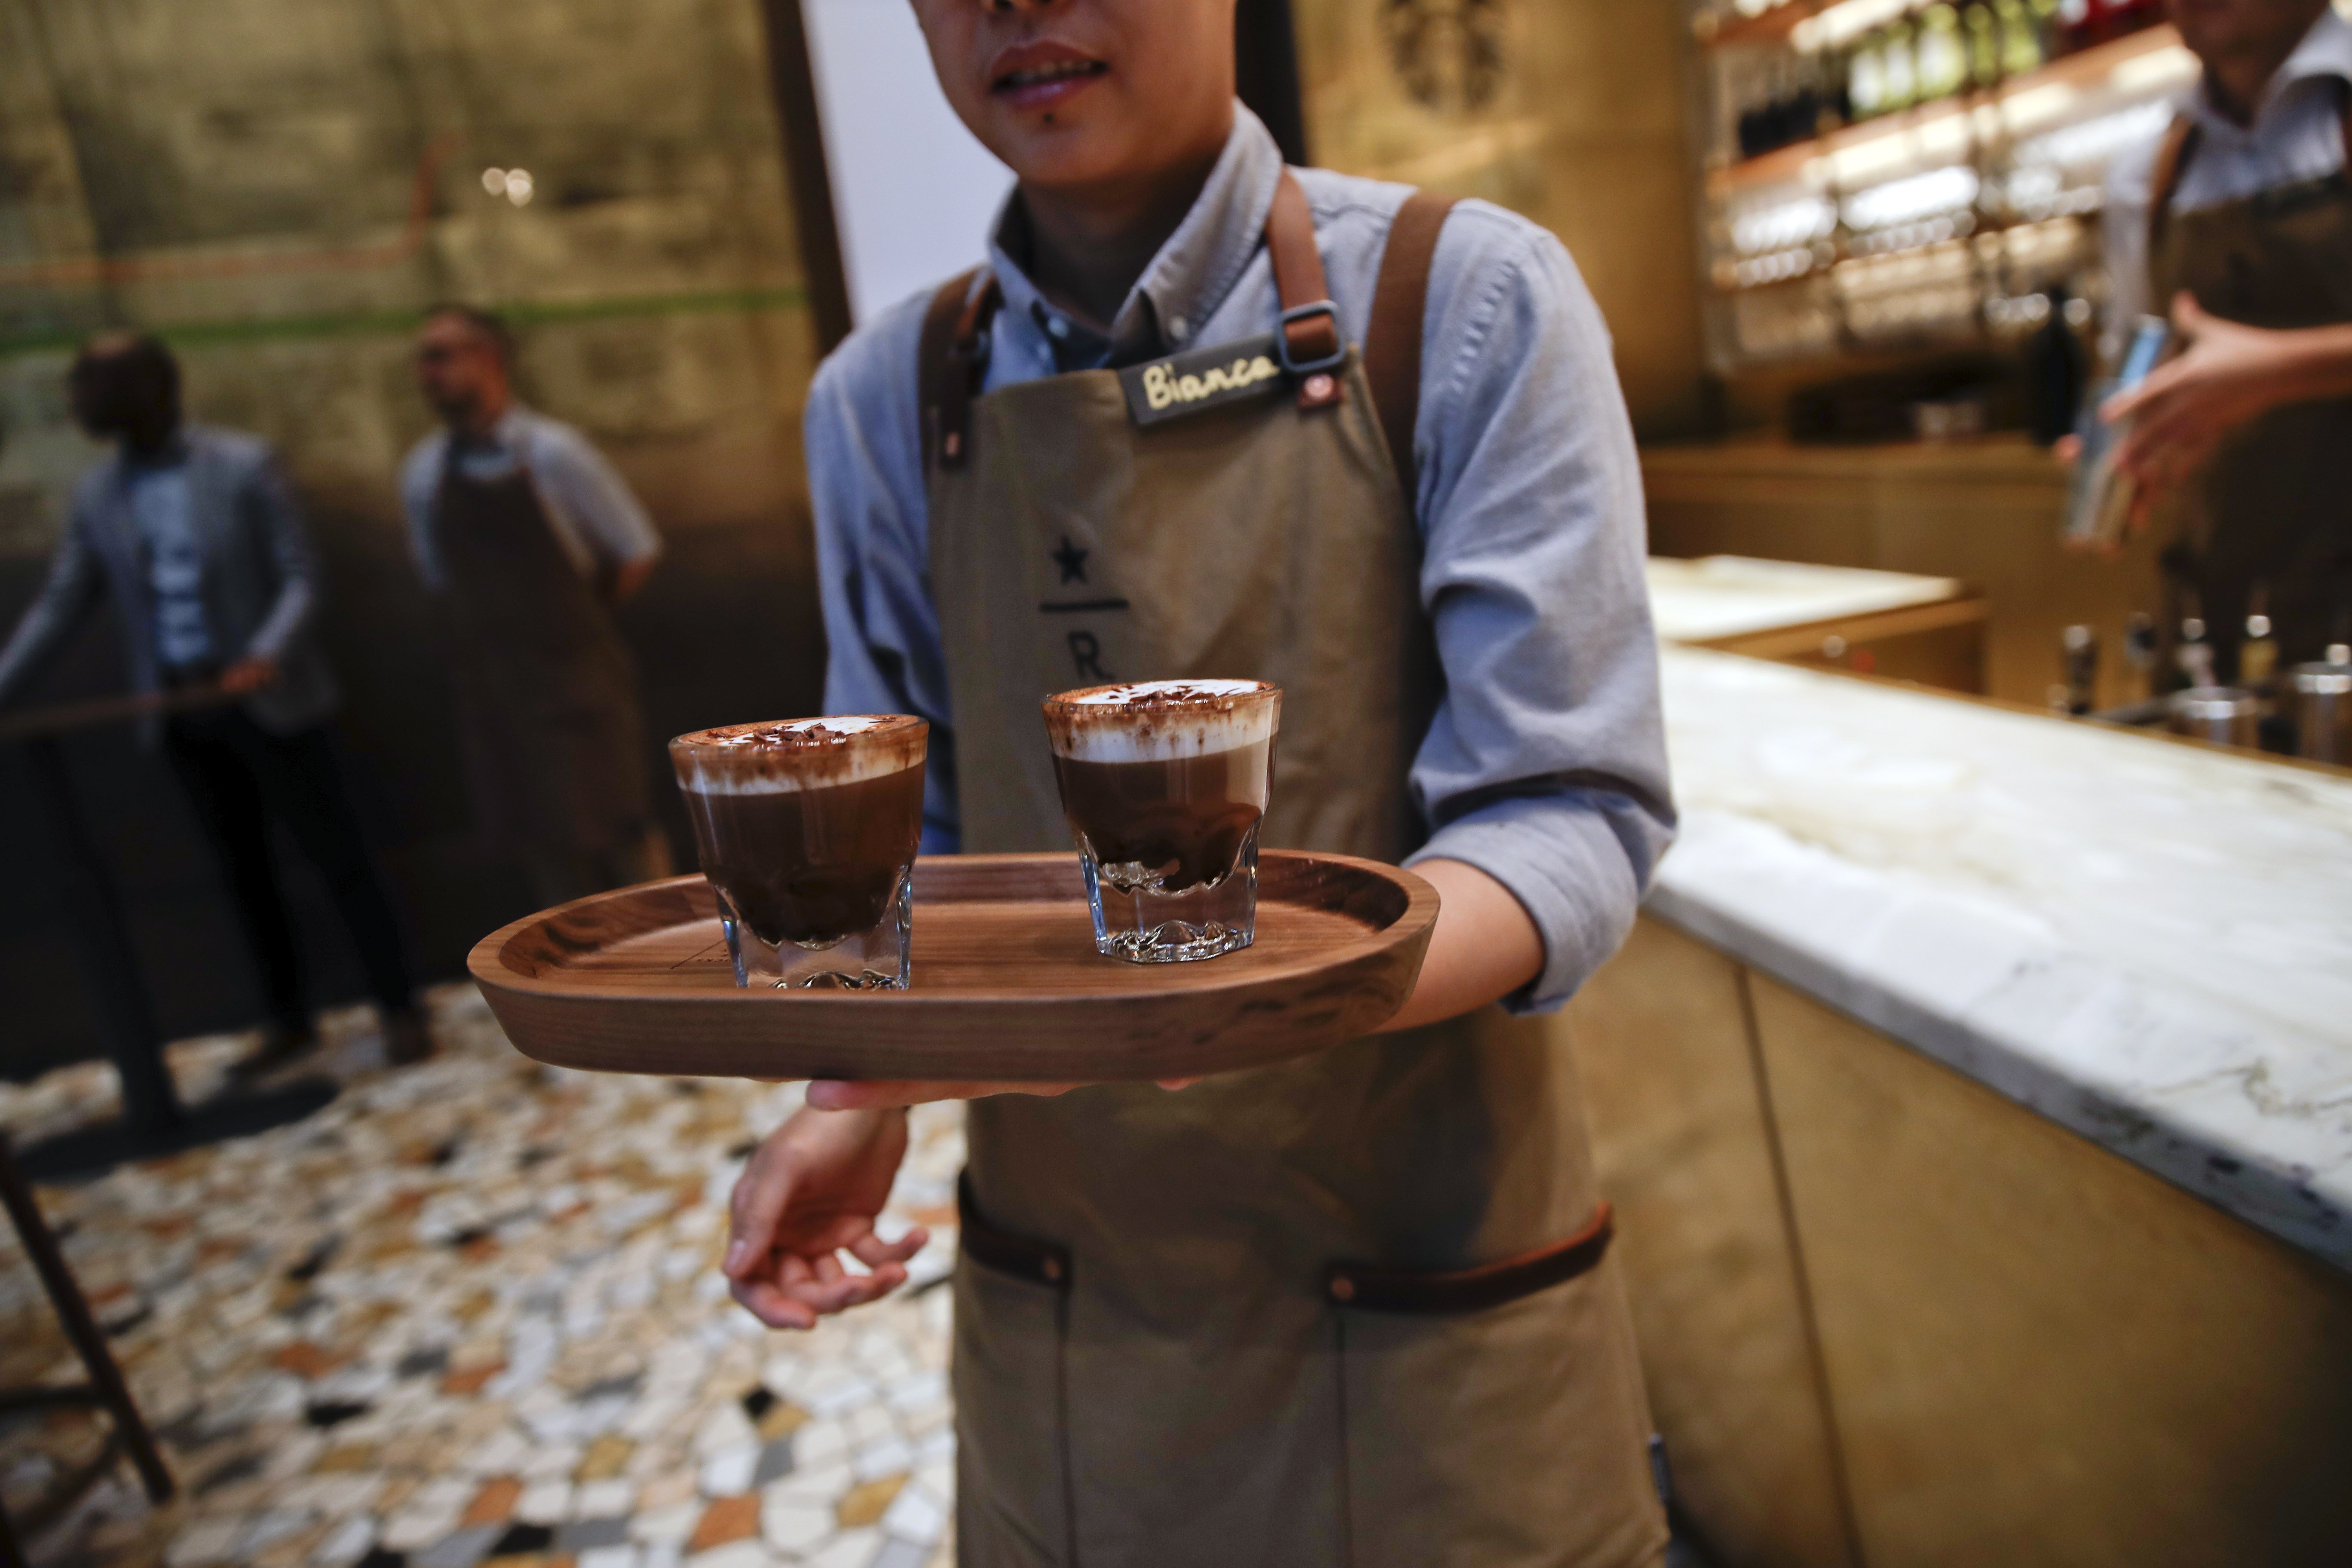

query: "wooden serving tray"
xmin=470 ymin=852 xmax=1438 ymax=1082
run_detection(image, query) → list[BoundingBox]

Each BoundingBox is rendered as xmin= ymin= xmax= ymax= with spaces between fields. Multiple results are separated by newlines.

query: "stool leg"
xmin=0 ymin=1138 xmax=173 ymax=1503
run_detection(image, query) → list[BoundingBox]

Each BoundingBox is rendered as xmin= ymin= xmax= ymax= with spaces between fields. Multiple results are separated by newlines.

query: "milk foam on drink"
xmin=671 ymin=716 xmax=925 ymax=794
xmin=1043 ymin=679 xmax=1280 ymax=763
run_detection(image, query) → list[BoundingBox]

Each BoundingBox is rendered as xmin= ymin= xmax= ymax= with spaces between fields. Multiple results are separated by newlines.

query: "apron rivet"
xmin=1329 ymin=1275 xmax=1355 ymax=1302
xmin=1042 ymin=1257 xmax=1063 ymax=1282
xmin=1305 ymin=374 xmax=1335 ymax=402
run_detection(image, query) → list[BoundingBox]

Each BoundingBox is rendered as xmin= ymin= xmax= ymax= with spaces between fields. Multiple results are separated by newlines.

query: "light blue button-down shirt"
xmin=126 ymin=456 xmax=214 ymax=668
xmin=806 ymin=107 xmax=1674 ymax=1011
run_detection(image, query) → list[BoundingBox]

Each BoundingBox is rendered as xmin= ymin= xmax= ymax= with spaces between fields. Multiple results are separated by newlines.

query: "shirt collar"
xmin=2190 ymin=6 xmax=2352 ymax=141
xmin=986 ymin=103 xmax=1285 ymax=367
xmin=452 ymin=404 xmax=533 ymax=453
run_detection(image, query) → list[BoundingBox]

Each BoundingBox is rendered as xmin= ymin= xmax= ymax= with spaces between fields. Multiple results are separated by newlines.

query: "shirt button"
xmin=1168 ymin=315 xmax=1189 ymax=341
xmin=1046 ymin=315 xmax=1069 ymax=340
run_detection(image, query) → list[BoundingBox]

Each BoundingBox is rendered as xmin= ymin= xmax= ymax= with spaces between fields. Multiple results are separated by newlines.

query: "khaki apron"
xmin=2147 ymin=95 xmax=2352 ymax=673
xmin=429 ymin=448 xmax=655 ymax=901
xmin=922 ymin=175 xmax=1666 ymax=1568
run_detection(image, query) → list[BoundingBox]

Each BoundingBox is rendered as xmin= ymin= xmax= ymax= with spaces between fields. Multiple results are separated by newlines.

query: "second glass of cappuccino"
xmin=668 ymin=716 xmax=928 ymax=990
xmin=1042 ymin=680 xmax=1280 ymax=964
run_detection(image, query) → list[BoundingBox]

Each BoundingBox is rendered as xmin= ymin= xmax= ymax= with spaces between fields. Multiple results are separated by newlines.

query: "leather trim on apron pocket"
xmin=1330 ymin=1209 xmax=1668 ymax=1568
xmin=1323 ymin=1203 xmax=1613 ymax=1314
xmin=954 ymin=1178 xmax=1079 ymax=1567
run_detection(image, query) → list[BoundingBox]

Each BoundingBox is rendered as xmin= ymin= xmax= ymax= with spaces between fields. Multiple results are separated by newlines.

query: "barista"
xmin=401 ymin=306 xmax=671 ymax=908
xmin=724 ymin=2 xmax=1678 ymax=1564
xmin=2103 ymin=0 xmax=2352 ymax=675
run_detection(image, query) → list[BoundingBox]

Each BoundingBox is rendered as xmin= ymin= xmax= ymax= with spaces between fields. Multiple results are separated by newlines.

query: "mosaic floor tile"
xmin=0 ymin=986 xmax=962 ymax=1568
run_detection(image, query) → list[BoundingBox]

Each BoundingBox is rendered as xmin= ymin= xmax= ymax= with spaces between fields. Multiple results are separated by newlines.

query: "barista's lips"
xmin=989 ymin=41 xmax=1109 ymax=112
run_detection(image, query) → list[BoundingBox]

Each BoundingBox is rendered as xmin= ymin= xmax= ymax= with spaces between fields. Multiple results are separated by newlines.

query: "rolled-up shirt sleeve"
xmin=1403 ymin=208 xmax=1677 ymax=1014
xmin=806 ymin=294 xmax=964 ymax=852
xmin=533 ymin=425 xmax=663 ymax=569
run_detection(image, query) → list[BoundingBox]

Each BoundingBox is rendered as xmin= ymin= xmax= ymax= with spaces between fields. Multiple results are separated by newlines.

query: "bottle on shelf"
xmin=2062 ymin=624 xmax=2100 ymax=716
xmin=2177 ymin=613 xmax=2217 ymax=691
xmin=2051 ymin=0 xmax=2102 ymax=55
xmin=1997 ymin=0 xmax=2050 ymax=76
xmin=1916 ymin=3 xmax=1972 ymax=102
xmin=2240 ymin=585 xmax=2280 ymax=688
xmin=2026 ymin=284 xmax=2090 ymax=446
xmin=2122 ymin=611 xmax=2160 ymax=706
xmin=1878 ymin=15 xmax=1921 ymax=115
xmin=1963 ymin=0 xmax=2004 ymax=88
xmin=1850 ymin=28 xmax=1889 ymax=119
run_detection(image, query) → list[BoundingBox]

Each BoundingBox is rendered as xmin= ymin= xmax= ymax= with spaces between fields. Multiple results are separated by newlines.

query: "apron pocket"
xmin=952 ymin=1177 xmax=1076 ymax=1568
xmin=1324 ymin=1203 xmax=1614 ymax=1315
xmin=1330 ymin=1205 xmax=1667 ymax=1568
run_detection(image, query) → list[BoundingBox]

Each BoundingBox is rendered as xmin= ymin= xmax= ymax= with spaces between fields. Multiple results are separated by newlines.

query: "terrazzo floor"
xmin=0 ymin=985 xmax=965 ymax=1568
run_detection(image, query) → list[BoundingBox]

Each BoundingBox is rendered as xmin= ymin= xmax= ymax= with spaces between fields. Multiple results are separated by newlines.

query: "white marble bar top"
xmin=1647 ymin=648 xmax=2352 ymax=1269
xmin=1646 ymin=555 xmax=1969 ymax=644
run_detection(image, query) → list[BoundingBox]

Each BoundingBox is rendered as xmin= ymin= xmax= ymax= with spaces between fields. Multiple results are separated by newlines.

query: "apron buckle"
xmin=1276 ymin=301 xmax=1346 ymax=377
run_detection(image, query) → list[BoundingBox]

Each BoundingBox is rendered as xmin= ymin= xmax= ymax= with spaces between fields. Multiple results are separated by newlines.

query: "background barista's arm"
xmin=533 ymin=424 xmax=664 ymax=604
xmin=0 ymin=497 xmax=105 ymax=708
xmin=2105 ymin=291 xmax=2352 ymax=494
xmin=226 ymin=444 xmax=322 ymax=692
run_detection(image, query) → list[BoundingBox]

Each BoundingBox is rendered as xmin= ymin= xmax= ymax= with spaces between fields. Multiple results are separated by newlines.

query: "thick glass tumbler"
xmin=668 ymin=717 xmax=928 ymax=990
xmin=1042 ymin=680 xmax=1280 ymax=964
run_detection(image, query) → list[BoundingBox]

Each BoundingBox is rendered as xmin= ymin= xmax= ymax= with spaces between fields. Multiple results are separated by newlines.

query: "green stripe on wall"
xmin=0 ymin=286 xmax=811 ymax=361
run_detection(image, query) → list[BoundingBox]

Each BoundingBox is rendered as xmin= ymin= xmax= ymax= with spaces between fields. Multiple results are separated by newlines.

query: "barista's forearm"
xmin=2271 ymin=322 xmax=2352 ymax=401
xmin=1376 ymin=858 xmax=1544 ymax=1033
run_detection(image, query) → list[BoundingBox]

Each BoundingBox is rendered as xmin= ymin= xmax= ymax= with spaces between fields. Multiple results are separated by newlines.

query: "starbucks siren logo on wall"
xmin=1384 ymin=0 xmax=1507 ymax=112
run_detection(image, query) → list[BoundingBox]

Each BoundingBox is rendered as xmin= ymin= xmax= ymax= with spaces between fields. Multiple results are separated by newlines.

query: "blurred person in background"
xmin=402 ymin=306 xmax=671 ymax=910
xmin=0 ymin=333 xmax=429 ymax=1070
xmin=2101 ymin=0 xmax=2352 ymax=672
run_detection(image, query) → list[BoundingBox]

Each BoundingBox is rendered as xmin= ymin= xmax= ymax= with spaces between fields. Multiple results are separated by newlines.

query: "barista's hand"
xmin=218 ymin=656 xmax=282 ymax=695
xmin=724 ymin=1106 xmax=927 ymax=1330
xmin=2104 ymin=293 xmax=2352 ymax=497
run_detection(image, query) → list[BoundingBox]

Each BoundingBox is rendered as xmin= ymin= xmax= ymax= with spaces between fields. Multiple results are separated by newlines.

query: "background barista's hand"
xmin=2104 ymin=292 xmax=2352 ymax=497
xmin=218 ymin=655 xmax=282 ymax=695
xmin=724 ymin=1106 xmax=928 ymax=1330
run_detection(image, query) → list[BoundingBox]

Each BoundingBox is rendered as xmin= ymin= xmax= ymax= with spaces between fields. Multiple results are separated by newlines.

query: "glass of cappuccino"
xmin=668 ymin=717 xmax=928 ymax=990
xmin=1042 ymin=680 xmax=1280 ymax=964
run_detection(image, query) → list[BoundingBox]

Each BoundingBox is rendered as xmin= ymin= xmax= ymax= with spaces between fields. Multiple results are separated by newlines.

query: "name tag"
xmin=1119 ymin=334 xmax=1286 ymax=427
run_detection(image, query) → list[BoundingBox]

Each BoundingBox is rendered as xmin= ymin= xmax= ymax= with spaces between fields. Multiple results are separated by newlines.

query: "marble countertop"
xmin=1646 ymin=556 xmax=1968 ymax=644
xmin=1648 ymin=648 xmax=2352 ymax=1269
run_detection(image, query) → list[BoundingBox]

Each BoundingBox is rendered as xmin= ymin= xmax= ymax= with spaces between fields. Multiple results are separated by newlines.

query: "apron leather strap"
xmin=1325 ymin=1201 xmax=1615 ymax=1314
xmin=1266 ymin=170 xmax=1348 ymax=410
xmin=2146 ymin=113 xmax=2202 ymax=262
xmin=1364 ymin=190 xmax=1458 ymax=506
xmin=923 ymin=268 xmax=1002 ymax=472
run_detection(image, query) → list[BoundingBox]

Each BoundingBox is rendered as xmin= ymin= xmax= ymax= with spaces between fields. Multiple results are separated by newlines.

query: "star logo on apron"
xmin=1051 ymin=535 xmax=1090 ymax=585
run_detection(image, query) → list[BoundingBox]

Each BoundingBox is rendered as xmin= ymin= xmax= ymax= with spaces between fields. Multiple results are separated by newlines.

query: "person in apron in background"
xmin=402 ymin=306 xmax=671 ymax=910
xmin=723 ymin=3 xmax=1676 ymax=1563
xmin=2101 ymin=0 xmax=2352 ymax=674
